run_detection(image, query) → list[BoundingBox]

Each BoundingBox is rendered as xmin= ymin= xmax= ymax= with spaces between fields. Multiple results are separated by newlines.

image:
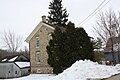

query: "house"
xmin=25 ymin=16 xmax=55 ymax=74
xmin=0 ymin=62 xmax=21 ymax=79
xmin=104 ymin=37 xmax=120 ymax=64
xmin=0 ymin=62 xmax=30 ymax=79
xmin=1 ymin=54 xmax=30 ymax=62
xmin=15 ymin=62 xmax=30 ymax=76
xmin=0 ymin=52 xmax=19 ymax=62
xmin=0 ymin=53 xmax=30 ymax=62
xmin=14 ymin=54 xmax=30 ymax=62
xmin=0 ymin=55 xmax=30 ymax=78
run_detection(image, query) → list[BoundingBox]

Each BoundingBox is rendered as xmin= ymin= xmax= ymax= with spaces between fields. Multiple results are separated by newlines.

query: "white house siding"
xmin=21 ymin=67 xmax=30 ymax=76
xmin=15 ymin=62 xmax=30 ymax=76
xmin=0 ymin=63 xmax=21 ymax=79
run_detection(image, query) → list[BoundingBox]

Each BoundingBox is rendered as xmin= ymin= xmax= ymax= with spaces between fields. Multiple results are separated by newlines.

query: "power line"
xmin=77 ymin=0 xmax=111 ymax=27
xmin=94 ymin=0 xmax=111 ymax=14
xmin=77 ymin=0 xmax=106 ymax=26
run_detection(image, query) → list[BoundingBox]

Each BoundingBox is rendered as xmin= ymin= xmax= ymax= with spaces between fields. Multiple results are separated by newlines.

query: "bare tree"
xmin=94 ymin=10 xmax=120 ymax=65
xmin=1 ymin=30 xmax=23 ymax=53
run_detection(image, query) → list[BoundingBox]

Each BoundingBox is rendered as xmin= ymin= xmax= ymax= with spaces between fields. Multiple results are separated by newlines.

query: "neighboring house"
xmin=0 ymin=53 xmax=18 ymax=62
xmin=15 ymin=54 xmax=30 ymax=62
xmin=0 ymin=62 xmax=30 ymax=79
xmin=0 ymin=62 xmax=21 ymax=79
xmin=104 ymin=37 xmax=120 ymax=64
xmin=25 ymin=16 xmax=55 ymax=74
xmin=1 ymin=53 xmax=30 ymax=62
xmin=15 ymin=62 xmax=30 ymax=76
xmin=0 ymin=55 xmax=30 ymax=78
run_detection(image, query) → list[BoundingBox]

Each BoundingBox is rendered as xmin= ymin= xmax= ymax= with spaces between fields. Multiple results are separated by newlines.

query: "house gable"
xmin=15 ymin=55 xmax=29 ymax=62
xmin=104 ymin=37 xmax=120 ymax=52
xmin=0 ymin=62 xmax=21 ymax=78
xmin=104 ymin=37 xmax=120 ymax=64
xmin=29 ymin=22 xmax=55 ymax=67
xmin=25 ymin=22 xmax=55 ymax=43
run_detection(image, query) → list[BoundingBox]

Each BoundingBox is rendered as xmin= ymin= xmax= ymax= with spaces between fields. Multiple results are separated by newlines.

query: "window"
xmin=48 ymin=33 xmax=52 ymax=41
xmin=47 ymin=33 xmax=52 ymax=45
xmin=36 ymin=51 xmax=40 ymax=64
xmin=35 ymin=37 xmax=40 ymax=48
xmin=15 ymin=71 xmax=17 ymax=74
xmin=45 ymin=27 xmax=48 ymax=31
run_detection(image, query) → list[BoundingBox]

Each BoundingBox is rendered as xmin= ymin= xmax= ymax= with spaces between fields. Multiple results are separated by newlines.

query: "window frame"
xmin=48 ymin=33 xmax=52 ymax=41
xmin=35 ymin=37 xmax=40 ymax=48
xmin=35 ymin=51 xmax=40 ymax=64
xmin=15 ymin=71 xmax=17 ymax=74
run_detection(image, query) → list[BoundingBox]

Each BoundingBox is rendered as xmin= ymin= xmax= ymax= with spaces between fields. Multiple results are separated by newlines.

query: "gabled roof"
xmin=15 ymin=62 xmax=30 ymax=68
xmin=9 ymin=56 xmax=18 ymax=62
xmin=2 ymin=58 xmax=7 ymax=62
xmin=25 ymin=21 xmax=55 ymax=43
xmin=104 ymin=37 xmax=120 ymax=52
xmin=1 ymin=53 xmax=29 ymax=62
xmin=1 ymin=55 xmax=19 ymax=62
xmin=15 ymin=54 xmax=29 ymax=62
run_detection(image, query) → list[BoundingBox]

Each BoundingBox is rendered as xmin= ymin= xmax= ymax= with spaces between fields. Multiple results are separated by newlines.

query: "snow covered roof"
xmin=15 ymin=62 xmax=30 ymax=68
xmin=2 ymin=58 xmax=7 ymax=62
xmin=9 ymin=56 xmax=18 ymax=62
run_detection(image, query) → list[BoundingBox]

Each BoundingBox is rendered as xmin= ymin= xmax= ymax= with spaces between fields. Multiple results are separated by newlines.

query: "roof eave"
xmin=25 ymin=22 xmax=55 ymax=43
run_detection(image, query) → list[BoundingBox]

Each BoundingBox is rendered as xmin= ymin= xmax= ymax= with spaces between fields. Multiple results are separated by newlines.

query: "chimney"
xmin=42 ymin=15 xmax=46 ymax=22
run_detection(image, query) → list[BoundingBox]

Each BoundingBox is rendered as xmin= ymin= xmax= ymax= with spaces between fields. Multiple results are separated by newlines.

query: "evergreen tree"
xmin=47 ymin=27 xmax=63 ymax=74
xmin=47 ymin=22 xmax=94 ymax=74
xmin=75 ymin=28 xmax=94 ymax=61
xmin=47 ymin=0 xmax=68 ymax=27
xmin=64 ymin=22 xmax=94 ymax=66
xmin=63 ymin=22 xmax=77 ymax=66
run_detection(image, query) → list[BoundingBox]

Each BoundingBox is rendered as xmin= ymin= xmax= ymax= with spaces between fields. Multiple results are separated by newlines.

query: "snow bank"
xmin=6 ymin=60 xmax=120 ymax=80
xmin=55 ymin=60 xmax=120 ymax=80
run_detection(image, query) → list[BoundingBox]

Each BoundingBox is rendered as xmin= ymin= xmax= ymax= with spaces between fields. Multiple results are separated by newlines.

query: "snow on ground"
xmin=5 ymin=74 xmax=55 ymax=80
xmin=55 ymin=60 xmax=120 ymax=80
xmin=4 ymin=60 xmax=120 ymax=80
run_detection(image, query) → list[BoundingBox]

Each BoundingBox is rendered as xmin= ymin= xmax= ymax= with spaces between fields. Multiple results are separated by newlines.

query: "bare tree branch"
xmin=1 ymin=30 xmax=23 ymax=53
xmin=94 ymin=10 xmax=120 ymax=65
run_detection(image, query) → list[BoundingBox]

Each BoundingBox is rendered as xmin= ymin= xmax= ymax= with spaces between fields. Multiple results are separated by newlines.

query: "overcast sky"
xmin=0 ymin=0 xmax=120 ymax=49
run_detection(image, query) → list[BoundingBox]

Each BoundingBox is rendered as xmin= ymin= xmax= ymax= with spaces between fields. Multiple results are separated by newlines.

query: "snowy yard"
xmin=2 ymin=60 xmax=120 ymax=80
